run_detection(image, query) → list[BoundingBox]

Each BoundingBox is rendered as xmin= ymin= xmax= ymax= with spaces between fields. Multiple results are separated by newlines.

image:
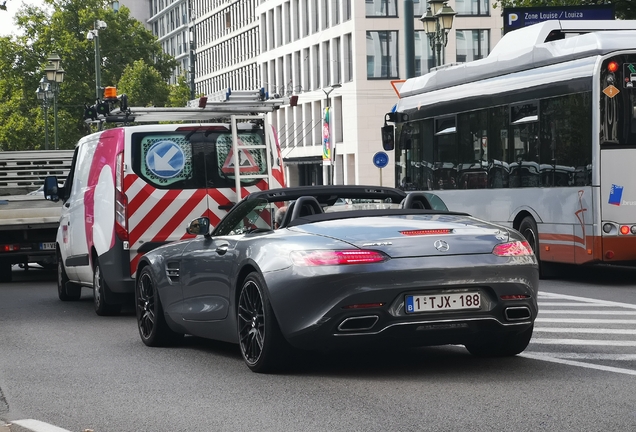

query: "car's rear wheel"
xmin=0 ymin=259 xmax=12 ymax=283
xmin=518 ymin=216 xmax=558 ymax=279
xmin=57 ymin=251 xmax=81 ymax=301
xmin=465 ymin=325 xmax=534 ymax=357
xmin=93 ymin=258 xmax=121 ymax=316
xmin=238 ymin=272 xmax=290 ymax=373
xmin=136 ymin=266 xmax=183 ymax=347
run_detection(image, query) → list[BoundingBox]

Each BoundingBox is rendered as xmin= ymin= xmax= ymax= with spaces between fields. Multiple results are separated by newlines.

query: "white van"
xmin=44 ymin=114 xmax=285 ymax=315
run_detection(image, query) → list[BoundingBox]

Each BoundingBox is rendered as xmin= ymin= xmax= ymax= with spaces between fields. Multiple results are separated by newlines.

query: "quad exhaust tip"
xmin=338 ymin=315 xmax=379 ymax=332
xmin=504 ymin=306 xmax=531 ymax=321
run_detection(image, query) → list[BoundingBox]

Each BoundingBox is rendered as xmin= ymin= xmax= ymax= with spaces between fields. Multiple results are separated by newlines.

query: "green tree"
xmin=168 ymin=73 xmax=192 ymax=107
xmin=492 ymin=0 xmax=634 ymax=20
xmin=117 ymin=59 xmax=170 ymax=107
xmin=0 ymin=0 xmax=177 ymax=151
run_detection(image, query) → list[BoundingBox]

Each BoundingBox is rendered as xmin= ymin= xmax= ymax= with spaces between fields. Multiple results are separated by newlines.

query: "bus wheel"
xmin=518 ymin=216 xmax=558 ymax=279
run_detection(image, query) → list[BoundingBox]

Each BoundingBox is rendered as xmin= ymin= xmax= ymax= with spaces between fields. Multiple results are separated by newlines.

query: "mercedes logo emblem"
xmin=434 ymin=240 xmax=450 ymax=252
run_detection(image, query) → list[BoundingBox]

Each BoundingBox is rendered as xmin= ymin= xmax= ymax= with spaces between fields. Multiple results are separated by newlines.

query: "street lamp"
xmin=44 ymin=53 xmax=65 ymax=150
xmin=420 ymin=0 xmax=457 ymax=68
xmin=322 ymin=83 xmax=341 ymax=185
xmin=35 ymin=78 xmax=53 ymax=150
xmin=87 ymin=19 xmax=107 ymax=101
xmin=87 ymin=1 xmax=119 ymax=101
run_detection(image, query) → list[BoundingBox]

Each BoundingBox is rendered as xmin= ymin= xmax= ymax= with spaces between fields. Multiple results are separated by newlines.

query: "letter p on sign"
xmin=508 ymin=13 xmax=518 ymax=26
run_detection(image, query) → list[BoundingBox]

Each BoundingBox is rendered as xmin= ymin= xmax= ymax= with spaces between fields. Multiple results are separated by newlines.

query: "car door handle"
xmin=215 ymin=243 xmax=229 ymax=255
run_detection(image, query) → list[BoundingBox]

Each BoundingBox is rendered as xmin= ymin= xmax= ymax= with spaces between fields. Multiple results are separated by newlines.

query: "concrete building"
xmin=193 ymin=1 xmax=504 ymax=187
xmin=123 ymin=0 xmax=191 ymax=84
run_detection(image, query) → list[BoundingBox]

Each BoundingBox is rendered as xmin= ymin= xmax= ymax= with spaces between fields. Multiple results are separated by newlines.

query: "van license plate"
xmin=405 ymin=292 xmax=481 ymax=313
xmin=40 ymin=242 xmax=56 ymax=250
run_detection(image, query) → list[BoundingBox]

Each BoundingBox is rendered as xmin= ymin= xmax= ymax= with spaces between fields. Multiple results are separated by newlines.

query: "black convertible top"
xmin=245 ymin=185 xmax=408 ymax=206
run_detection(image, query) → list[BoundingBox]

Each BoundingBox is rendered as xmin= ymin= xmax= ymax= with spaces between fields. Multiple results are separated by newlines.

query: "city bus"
xmin=382 ymin=20 xmax=636 ymax=276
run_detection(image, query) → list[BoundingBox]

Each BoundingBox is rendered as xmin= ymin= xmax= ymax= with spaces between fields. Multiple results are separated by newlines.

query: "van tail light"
xmin=290 ymin=250 xmax=388 ymax=266
xmin=492 ymin=241 xmax=533 ymax=256
xmin=115 ymin=152 xmax=128 ymax=242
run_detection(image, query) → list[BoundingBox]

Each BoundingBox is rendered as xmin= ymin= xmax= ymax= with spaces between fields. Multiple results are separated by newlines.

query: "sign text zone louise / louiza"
xmin=503 ymin=5 xmax=614 ymax=34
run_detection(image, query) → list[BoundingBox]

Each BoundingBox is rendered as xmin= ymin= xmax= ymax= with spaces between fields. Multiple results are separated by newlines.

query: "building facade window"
xmin=365 ymin=0 xmax=397 ymax=17
xmin=456 ymin=29 xmax=490 ymax=63
xmin=366 ymin=31 xmax=399 ymax=79
xmin=455 ymin=0 xmax=489 ymax=16
xmin=414 ymin=31 xmax=434 ymax=75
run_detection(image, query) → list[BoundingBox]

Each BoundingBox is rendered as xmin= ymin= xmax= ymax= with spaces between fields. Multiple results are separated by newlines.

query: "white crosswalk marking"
xmin=525 ymin=292 xmax=636 ymax=376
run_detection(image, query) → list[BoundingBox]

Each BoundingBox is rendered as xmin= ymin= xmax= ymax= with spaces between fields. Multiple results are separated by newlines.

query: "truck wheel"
xmin=0 ymin=260 xmax=12 ymax=283
xmin=57 ymin=251 xmax=81 ymax=301
xmin=93 ymin=258 xmax=121 ymax=316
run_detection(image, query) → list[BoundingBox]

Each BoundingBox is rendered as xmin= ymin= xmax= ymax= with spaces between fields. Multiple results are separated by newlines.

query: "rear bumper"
xmin=264 ymin=254 xmax=539 ymax=351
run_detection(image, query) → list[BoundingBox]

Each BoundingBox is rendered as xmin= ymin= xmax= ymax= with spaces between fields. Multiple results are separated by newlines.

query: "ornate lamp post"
xmin=35 ymin=78 xmax=53 ymax=150
xmin=420 ymin=0 xmax=457 ymax=68
xmin=44 ymin=53 xmax=65 ymax=150
xmin=322 ymin=83 xmax=341 ymax=185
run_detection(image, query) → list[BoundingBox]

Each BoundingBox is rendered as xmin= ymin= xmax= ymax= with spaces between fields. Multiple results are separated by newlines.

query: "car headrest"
xmin=401 ymin=193 xmax=433 ymax=210
xmin=290 ymin=196 xmax=323 ymax=221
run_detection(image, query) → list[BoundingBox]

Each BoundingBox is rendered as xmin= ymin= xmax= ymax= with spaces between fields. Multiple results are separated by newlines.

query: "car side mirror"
xmin=43 ymin=176 xmax=60 ymax=202
xmin=381 ymin=125 xmax=395 ymax=151
xmin=186 ymin=217 xmax=210 ymax=235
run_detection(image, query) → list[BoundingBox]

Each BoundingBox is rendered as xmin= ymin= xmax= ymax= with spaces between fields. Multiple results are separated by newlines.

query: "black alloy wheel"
xmin=237 ymin=272 xmax=290 ymax=373
xmin=57 ymin=250 xmax=81 ymax=301
xmin=465 ymin=325 xmax=534 ymax=357
xmin=136 ymin=266 xmax=182 ymax=347
xmin=518 ymin=215 xmax=558 ymax=279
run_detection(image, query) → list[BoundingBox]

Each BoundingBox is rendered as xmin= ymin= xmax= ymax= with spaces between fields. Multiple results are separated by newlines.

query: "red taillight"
xmin=620 ymin=225 xmax=630 ymax=235
xmin=492 ymin=241 xmax=533 ymax=256
xmin=500 ymin=294 xmax=530 ymax=300
xmin=2 ymin=244 xmax=20 ymax=252
xmin=290 ymin=250 xmax=388 ymax=266
xmin=115 ymin=152 xmax=128 ymax=242
xmin=400 ymin=229 xmax=452 ymax=236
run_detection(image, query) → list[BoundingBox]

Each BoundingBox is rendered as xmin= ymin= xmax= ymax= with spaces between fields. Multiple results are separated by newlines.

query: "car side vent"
xmin=165 ymin=263 xmax=180 ymax=282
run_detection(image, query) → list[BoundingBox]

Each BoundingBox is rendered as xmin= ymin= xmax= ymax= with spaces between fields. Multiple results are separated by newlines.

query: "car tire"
xmin=93 ymin=258 xmax=121 ymax=316
xmin=465 ymin=325 xmax=534 ymax=357
xmin=0 ymin=259 xmax=12 ymax=283
xmin=136 ymin=266 xmax=183 ymax=347
xmin=57 ymin=251 xmax=81 ymax=301
xmin=238 ymin=272 xmax=291 ymax=373
xmin=518 ymin=216 xmax=559 ymax=280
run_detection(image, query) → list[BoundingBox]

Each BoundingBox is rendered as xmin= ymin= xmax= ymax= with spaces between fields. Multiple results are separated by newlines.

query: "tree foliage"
xmin=491 ymin=0 xmax=634 ymax=20
xmin=0 ymin=0 xmax=178 ymax=151
xmin=118 ymin=60 xmax=170 ymax=107
xmin=168 ymin=73 xmax=192 ymax=108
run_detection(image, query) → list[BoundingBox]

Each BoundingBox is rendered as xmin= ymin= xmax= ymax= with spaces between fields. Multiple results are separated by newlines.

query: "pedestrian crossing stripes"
xmin=520 ymin=291 xmax=636 ymax=376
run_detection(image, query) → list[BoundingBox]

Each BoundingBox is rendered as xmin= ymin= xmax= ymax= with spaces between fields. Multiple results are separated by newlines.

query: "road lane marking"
xmin=528 ymin=352 xmax=636 ymax=361
xmin=534 ymin=327 xmax=636 ymax=335
xmin=538 ymin=302 xmax=615 ymax=307
xmin=538 ymin=310 xmax=636 ymax=315
xmin=531 ymin=338 xmax=636 ymax=347
xmin=520 ymin=352 xmax=636 ymax=376
xmin=10 ymin=419 xmax=72 ymax=432
xmin=535 ymin=318 xmax=636 ymax=324
xmin=537 ymin=292 xmax=636 ymax=310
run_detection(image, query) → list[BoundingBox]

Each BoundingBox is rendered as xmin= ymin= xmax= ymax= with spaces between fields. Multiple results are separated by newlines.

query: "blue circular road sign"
xmin=373 ymin=151 xmax=389 ymax=169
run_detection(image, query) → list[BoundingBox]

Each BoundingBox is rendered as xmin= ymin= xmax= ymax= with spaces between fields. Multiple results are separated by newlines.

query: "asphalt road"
xmin=1 ymin=264 xmax=635 ymax=432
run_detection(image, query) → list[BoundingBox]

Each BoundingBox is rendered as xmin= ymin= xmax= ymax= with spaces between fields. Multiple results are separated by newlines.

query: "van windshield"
xmin=131 ymin=127 xmax=267 ymax=189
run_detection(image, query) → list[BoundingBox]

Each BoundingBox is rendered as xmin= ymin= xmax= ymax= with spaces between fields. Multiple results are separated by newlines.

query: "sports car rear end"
xmin=264 ymin=214 xmax=538 ymax=354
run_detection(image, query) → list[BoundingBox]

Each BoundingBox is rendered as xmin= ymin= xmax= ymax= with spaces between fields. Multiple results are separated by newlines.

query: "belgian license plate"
xmin=405 ymin=292 xmax=481 ymax=313
xmin=40 ymin=242 xmax=56 ymax=250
